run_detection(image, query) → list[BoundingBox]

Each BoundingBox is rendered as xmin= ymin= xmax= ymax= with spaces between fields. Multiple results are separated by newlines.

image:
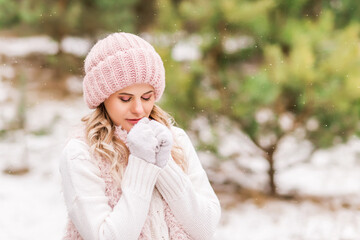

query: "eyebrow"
xmin=118 ymin=90 xmax=154 ymax=96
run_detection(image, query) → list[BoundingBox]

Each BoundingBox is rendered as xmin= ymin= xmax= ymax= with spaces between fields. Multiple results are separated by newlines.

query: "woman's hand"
xmin=126 ymin=118 xmax=158 ymax=164
xmin=148 ymin=120 xmax=173 ymax=168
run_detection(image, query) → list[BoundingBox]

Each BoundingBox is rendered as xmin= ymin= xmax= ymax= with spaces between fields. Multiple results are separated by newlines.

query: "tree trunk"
xmin=265 ymin=144 xmax=277 ymax=196
xmin=135 ymin=0 xmax=156 ymax=32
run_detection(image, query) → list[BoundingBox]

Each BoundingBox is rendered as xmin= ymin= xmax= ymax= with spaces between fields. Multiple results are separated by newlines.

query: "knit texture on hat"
xmin=83 ymin=32 xmax=165 ymax=109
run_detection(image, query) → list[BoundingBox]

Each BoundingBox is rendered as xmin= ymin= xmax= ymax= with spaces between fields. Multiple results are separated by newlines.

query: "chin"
xmin=124 ymin=125 xmax=132 ymax=132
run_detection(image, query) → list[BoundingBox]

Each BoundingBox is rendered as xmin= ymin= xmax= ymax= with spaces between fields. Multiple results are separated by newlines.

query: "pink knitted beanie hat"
xmin=83 ymin=32 xmax=165 ymax=109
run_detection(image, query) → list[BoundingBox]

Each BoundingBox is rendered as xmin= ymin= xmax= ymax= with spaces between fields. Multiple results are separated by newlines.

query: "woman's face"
xmin=104 ymin=83 xmax=155 ymax=132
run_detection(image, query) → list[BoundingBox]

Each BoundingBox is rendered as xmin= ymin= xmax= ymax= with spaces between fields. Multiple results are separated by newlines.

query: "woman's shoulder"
xmin=171 ymin=126 xmax=187 ymax=138
xmin=62 ymin=138 xmax=91 ymax=161
xmin=171 ymin=126 xmax=194 ymax=147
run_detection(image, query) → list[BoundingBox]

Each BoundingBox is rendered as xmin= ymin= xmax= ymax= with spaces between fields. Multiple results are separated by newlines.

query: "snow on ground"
xmin=0 ymin=171 xmax=66 ymax=240
xmin=0 ymin=36 xmax=59 ymax=57
xmin=0 ymin=35 xmax=92 ymax=57
xmin=214 ymin=198 xmax=360 ymax=240
xmin=0 ymin=92 xmax=89 ymax=239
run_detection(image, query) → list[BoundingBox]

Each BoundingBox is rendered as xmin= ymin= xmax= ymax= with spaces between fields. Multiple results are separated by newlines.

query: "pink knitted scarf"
xmin=63 ymin=127 xmax=191 ymax=240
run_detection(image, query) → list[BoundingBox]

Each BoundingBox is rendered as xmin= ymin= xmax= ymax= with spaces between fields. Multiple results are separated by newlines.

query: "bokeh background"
xmin=1 ymin=0 xmax=360 ymax=239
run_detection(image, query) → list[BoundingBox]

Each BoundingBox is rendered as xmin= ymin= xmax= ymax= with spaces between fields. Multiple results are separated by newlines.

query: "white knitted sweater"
xmin=60 ymin=127 xmax=221 ymax=240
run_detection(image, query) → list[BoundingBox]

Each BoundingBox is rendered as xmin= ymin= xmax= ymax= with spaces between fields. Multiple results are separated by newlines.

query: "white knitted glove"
xmin=148 ymin=120 xmax=173 ymax=168
xmin=126 ymin=118 xmax=158 ymax=164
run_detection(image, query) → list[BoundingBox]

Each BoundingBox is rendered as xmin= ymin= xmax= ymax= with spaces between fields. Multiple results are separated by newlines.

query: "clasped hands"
xmin=126 ymin=118 xmax=173 ymax=168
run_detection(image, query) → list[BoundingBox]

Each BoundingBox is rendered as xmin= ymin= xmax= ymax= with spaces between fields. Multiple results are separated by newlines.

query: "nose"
xmin=130 ymin=98 xmax=145 ymax=115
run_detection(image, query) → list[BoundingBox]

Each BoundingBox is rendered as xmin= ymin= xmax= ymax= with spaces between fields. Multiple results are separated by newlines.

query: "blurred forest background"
xmin=1 ymin=0 xmax=360 ymax=239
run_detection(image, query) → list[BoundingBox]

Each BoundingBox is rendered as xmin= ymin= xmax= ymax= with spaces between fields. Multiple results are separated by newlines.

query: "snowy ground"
xmin=1 ymin=35 xmax=360 ymax=240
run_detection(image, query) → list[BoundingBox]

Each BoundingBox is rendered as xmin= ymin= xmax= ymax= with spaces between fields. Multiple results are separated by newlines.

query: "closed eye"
xmin=119 ymin=97 xmax=131 ymax=102
xmin=141 ymin=93 xmax=153 ymax=101
xmin=142 ymin=96 xmax=151 ymax=101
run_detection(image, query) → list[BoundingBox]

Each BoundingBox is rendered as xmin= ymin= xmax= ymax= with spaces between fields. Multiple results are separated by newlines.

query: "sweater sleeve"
xmin=155 ymin=127 xmax=221 ymax=240
xmin=59 ymin=138 xmax=161 ymax=240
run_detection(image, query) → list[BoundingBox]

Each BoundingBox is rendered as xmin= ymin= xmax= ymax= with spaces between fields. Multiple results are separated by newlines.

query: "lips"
xmin=126 ymin=118 xmax=142 ymax=125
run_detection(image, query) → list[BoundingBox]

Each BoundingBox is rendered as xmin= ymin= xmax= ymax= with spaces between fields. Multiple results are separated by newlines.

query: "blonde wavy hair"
xmin=81 ymin=104 xmax=187 ymax=184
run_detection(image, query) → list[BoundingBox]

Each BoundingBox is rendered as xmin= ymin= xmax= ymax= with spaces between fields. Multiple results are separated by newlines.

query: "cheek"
xmin=105 ymin=100 xmax=127 ymax=124
xmin=144 ymin=102 xmax=155 ymax=116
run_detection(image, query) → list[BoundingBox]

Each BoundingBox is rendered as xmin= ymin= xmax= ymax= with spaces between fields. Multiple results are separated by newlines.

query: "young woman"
xmin=60 ymin=32 xmax=221 ymax=240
